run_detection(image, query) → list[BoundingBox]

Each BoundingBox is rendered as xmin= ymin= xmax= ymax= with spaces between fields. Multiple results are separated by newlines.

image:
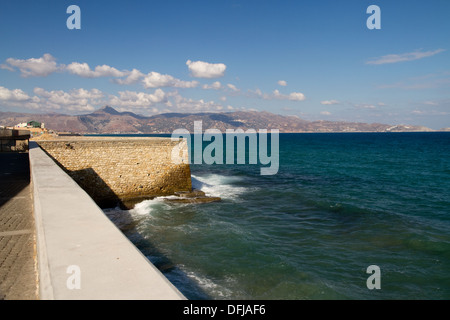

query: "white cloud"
xmin=226 ymin=83 xmax=239 ymax=92
xmin=33 ymin=87 xmax=103 ymax=111
xmin=186 ymin=60 xmax=226 ymax=78
xmin=202 ymin=81 xmax=223 ymax=90
xmin=366 ymin=49 xmax=445 ymax=65
xmin=71 ymin=88 xmax=104 ymax=100
xmin=1 ymin=53 xmax=131 ymax=79
xmin=142 ymin=71 xmax=198 ymax=88
xmin=0 ymin=86 xmax=107 ymax=112
xmin=252 ymin=89 xmax=305 ymax=101
xmin=108 ymin=89 xmax=166 ymax=108
xmin=171 ymin=93 xmax=225 ymax=112
xmin=320 ymin=111 xmax=331 ymax=116
xmin=286 ymin=92 xmax=305 ymax=101
xmin=1 ymin=53 xmax=60 ymax=77
xmin=0 ymin=64 xmax=15 ymax=72
xmin=113 ymin=69 xmax=145 ymax=85
xmin=0 ymin=86 xmax=32 ymax=101
xmin=0 ymin=84 xmax=230 ymax=115
xmin=0 ymin=86 xmax=43 ymax=111
xmin=321 ymin=100 xmax=340 ymax=105
xmin=66 ymin=62 xmax=127 ymax=78
xmin=278 ymin=80 xmax=287 ymax=86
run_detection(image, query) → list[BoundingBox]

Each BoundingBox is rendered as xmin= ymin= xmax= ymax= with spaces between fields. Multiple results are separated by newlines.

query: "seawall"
xmin=0 ymin=128 xmax=30 ymax=152
xmin=36 ymin=137 xmax=192 ymax=209
xmin=29 ymin=141 xmax=186 ymax=299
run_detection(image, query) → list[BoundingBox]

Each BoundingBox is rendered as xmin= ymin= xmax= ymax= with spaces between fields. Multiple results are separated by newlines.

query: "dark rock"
xmin=174 ymin=189 xmax=206 ymax=198
xmin=165 ymin=196 xmax=221 ymax=204
xmin=166 ymin=189 xmax=221 ymax=204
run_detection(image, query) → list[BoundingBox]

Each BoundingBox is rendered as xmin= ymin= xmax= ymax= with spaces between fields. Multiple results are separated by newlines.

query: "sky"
xmin=0 ymin=0 xmax=449 ymax=129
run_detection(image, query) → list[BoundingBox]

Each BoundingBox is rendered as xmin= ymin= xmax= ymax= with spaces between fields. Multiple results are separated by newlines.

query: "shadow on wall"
xmin=36 ymin=147 xmax=126 ymax=208
xmin=69 ymin=167 xmax=124 ymax=209
xmin=68 ymin=166 xmax=194 ymax=210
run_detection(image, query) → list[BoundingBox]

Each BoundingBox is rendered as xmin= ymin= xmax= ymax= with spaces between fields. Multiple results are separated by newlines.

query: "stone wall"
xmin=36 ymin=137 xmax=192 ymax=208
xmin=0 ymin=129 xmax=30 ymax=152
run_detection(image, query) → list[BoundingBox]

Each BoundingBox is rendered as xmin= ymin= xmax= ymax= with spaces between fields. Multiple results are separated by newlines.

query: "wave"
xmin=181 ymin=267 xmax=236 ymax=299
xmin=131 ymin=197 xmax=176 ymax=216
xmin=191 ymin=173 xmax=253 ymax=200
xmin=123 ymin=173 xmax=252 ymax=218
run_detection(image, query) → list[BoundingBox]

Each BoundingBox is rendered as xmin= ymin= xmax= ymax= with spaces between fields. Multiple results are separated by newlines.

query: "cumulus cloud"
xmin=0 ymin=86 xmax=42 ymax=110
xmin=0 ymin=54 xmax=227 ymax=94
xmin=186 ymin=60 xmax=226 ymax=78
xmin=277 ymin=80 xmax=287 ymax=86
xmin=366 ymin=49 xmax=445 ymax=65
xmin=33 ymin=87 xmax=104 ymax=111
xmin=284 ymin=91 xmax=306 ymax=101
xmin=320 ymin=111 xmax=331 ymax=116
xmin=113 ymin=69 xmax=145 ymax=85
xmin=142 ymin=71 xmax=198 ymax=88
xmin=108 ymin=89 xmax=166 ymax=108
xmin=1 ymin=53 xmax=138 ymax=80
xmin=1 ymin=53 xmax=60 ymax=77
xmin=66 ymin=62 xmax=128 ymax=78
xmin=202 ymin=81 xmax=223 ymax=90
xmin=0 ymin=86 xmax=32 ymax=101
xmin=0 ymin=86 xmax=108 ymax=112
xmin=171 ymin=93 xmax=226 ymax=112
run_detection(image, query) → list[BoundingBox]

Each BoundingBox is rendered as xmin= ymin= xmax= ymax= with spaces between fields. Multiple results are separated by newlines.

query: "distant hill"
xmin=0 ymin=106 xmax=435 ymax=134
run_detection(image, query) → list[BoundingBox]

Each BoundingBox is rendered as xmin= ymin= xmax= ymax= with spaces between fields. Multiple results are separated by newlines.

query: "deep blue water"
xmin=104 ymin=132 xmax=450 ymax=299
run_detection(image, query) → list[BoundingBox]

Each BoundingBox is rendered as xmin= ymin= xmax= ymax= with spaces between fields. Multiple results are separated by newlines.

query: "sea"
xmin=103 ymin=132 xmax=450 ymax=300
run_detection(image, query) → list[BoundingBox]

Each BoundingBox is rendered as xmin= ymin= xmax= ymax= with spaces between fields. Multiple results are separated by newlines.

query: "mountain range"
xmin=0 ymin=106 xmax=438 ymax=134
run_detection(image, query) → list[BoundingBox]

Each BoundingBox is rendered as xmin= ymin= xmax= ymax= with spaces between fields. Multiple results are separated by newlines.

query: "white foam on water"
xmin=191 ymin=174 xmax=252 ymax=200
xmin=131 ymin=197 xmax=170 ymax=216
xmin=181 ymin=267 xmax=235 ymax=299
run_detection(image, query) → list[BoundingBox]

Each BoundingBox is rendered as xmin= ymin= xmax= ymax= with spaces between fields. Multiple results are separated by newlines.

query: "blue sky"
xmin=0 ymin=0 xmax=449 ymax=129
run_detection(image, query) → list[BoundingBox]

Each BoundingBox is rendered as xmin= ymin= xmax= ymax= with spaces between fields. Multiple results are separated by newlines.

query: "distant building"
xmin=27 ymin=121 xmax=42 ymax=128
xmin=15 ymin=121 xmax=44 ymax=129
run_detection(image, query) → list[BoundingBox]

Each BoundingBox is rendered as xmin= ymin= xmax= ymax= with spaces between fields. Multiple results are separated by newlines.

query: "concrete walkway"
xmin=0 ymin=152 xmax=38 ymax=300
xmin=29 ymin=142 xmax=185 ymax=299
xmin=1 ymin=144 xmax=186 ymax=300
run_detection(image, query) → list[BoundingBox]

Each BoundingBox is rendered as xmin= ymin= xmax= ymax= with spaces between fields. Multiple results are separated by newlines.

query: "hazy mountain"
xmin=0 ymin=106 xmax=435 ymax=133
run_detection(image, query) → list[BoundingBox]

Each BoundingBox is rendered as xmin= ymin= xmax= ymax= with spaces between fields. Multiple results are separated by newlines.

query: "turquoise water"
xmin=104 ymin=132 xmax=450 ymax=299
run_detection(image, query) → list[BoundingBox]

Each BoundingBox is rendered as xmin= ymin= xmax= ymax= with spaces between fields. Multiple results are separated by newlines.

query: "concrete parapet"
xmin=29 ymin=141 xmax=186 ymax=300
